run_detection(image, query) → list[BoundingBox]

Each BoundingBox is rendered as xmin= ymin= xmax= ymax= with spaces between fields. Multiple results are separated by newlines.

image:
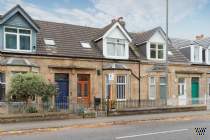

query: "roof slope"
xmin=171 ymin=38 xmax=193 ymax=49
xmin=35 ymin=20 xmax=102 ymax=58
xmin=35 ymin=20 xmax=138 ymax=60
xmin=130 ymin=27 xmax=160 ymax=45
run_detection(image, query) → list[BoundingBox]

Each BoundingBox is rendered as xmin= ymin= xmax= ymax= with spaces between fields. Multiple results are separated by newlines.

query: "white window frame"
xmin=116 ymin=75 xmax=127 ymax=101
xmin=191 ymin=45 xmax=202 ymax=63
xmin=206 ymin=48 xmax=210 ymax=64
xmin=149 ymin=77 xmax=156 ymax=100
xmin=148 ymin=42 xmax=166 ymax=60
xmin=178 ymin=78 xmax=186 ymax=96
xmin=4 ymin=26 xmax=32 ymax=52
xmin=104 ymin=37 xmax=129 ymax=59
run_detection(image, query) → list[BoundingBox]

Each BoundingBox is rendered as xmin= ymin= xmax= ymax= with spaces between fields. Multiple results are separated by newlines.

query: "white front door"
xmin=178 ymin=78 xmax=186 ymax=105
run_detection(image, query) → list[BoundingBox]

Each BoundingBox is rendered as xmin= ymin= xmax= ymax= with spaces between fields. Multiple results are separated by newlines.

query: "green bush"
xmin=8 ymin=73 xmax=57 ymax=102
xmin=25 ymin=106 xmax=38 ymax=113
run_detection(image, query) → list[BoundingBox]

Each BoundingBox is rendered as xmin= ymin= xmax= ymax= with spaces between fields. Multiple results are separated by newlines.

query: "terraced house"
xmin=0 ymin=5 xmax=208 ymax=111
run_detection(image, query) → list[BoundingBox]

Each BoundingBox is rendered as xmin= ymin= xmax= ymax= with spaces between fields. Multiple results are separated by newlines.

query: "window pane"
xmin=178 ymin=78 xmax=185 ymax=83
xmin=0 ymin=73 xmax=5 ymax=83
xmin=19 ymin=29 xmax=31 ymax=34
xmin=116 ymin=44 xmax=125 ymax=56
xmin=208 ymin=50 xmax=210 ymax=62
xmin=5 ymin=28 xmax=17 ymax=33
xmin=150 ymin=50 xmax=156 ymax=58
xmin=107 ymin=43 xmax=115 ymax=56
xmin=209 ymin=83 xmax=210 ymax=96
xmin=158 ymin=44 xmax=163 ymax=49
xmin=117 ymin=76 xmax=126 ymax=99
xmin=194 ymin=47 xmax=199 ymax=61
xmin=6 ymin=34 xmax=17 ymax=49
xmin=150 ymin=77 xmax=155 ymax=84
xmin=150 ymin=44 xmax=156 ymax=49
xmin=0 ymin=73 xmax=6 ymax=101
xmin=160 ymin=77 xmax=166 ymax=84
xmin=20 ymin=35 xmax=30 ymax=50
xmin=77 ymin=83 xmax=82 ymax=97
xmin=0 ymin=84 xmax=5 ymax=101
xmin=84 ymin=82 xmax=88 ymax=97
xmin=158 ymin=50 xmax=163 ymax=59
xmin=150 ymin=85 xmax=156 ymax=99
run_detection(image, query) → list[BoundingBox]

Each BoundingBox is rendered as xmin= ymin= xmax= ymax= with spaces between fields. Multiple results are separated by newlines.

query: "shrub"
xmin=8 ymin=73 xmax=57 ymax=103
xmin=25 ymin=106 xmax=38 ymax=113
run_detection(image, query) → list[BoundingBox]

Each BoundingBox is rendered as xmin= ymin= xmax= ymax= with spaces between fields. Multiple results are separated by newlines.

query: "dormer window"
xmin=191 ymin=45 xmax=202 ymax=63
xmin=149 ymin=43 xmax=165 ymax=60
xmin=106 ymin=38 xmax=128 ymax=59
xmin=4 ymin=27 xmax=31 ymax=51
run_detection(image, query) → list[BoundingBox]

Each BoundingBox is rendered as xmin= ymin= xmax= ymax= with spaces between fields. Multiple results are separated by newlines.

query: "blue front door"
xmin=55 ymin=74 xmax=69 ymax=109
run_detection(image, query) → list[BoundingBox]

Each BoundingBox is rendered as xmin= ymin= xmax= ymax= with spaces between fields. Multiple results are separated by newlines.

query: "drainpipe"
xmin=139 ymin=60 xmax=141 ymax=106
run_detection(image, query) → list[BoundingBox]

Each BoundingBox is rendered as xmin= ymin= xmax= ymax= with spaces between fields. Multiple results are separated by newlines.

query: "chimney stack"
xmin=196 ymin=34 xmax=204 ymax=40
xmin=111 ymin=17 xmax=125 ymax=27
xmin=118 ymin=17 xmax=125 ymax=27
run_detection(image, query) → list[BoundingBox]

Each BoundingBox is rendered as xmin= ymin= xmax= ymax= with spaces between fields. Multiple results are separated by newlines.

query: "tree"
xmin=8 ymin=73 xmax=57 ymax=102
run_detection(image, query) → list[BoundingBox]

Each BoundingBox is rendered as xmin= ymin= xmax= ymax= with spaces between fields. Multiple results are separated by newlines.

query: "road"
xmin=1 ymin=118 xmax=209 ymax=140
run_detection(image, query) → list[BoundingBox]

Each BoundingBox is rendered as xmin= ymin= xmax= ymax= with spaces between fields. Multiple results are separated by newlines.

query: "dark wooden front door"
xmin=77 ymin=74 xmax=90 ymax=107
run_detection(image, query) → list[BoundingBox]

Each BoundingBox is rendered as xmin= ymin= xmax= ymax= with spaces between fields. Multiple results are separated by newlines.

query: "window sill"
xmin=105 ymin=56 xmax=129 ymax=60
xmin=2 ymin=49 xmax=35 ymax=53
xmin=148 ymin=58 xmax=166 ymax=61
xmin=116 ymin=99 xmax=126 ymax=101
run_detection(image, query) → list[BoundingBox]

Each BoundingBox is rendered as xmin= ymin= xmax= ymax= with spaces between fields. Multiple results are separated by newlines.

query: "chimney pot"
xmin=196 ymin=34 xmax=204 ymax=40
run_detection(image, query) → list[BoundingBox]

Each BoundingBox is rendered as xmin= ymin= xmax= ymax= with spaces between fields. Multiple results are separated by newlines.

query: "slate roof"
xmin=0 ymin=58 xmax=38 ymax=67
xmin=130 ymin=28 xmax=189 ymax=63
xmin=130 ymin=27 xmax=161 ymax=45
xmin=171 ymin=38 xmax=194 ymax=49
xmin=35 ymin=20 xmax=138 ymax=60
xmin=172 ymin=37 xmax=210 ymax=49
xmin=194 ymin=37 xmax=210 ymax=48
xmin=0 ymin=5 xmax=190 ymax=63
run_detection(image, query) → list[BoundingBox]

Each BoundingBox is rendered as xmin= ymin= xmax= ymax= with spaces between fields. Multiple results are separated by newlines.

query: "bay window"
xmin=106 ymin=38 xmax=127 ymax=58
xmin=4 ymin=27 xmax=31 ymax=51
xmin=150 ymin=43 xmax=165 ymax=60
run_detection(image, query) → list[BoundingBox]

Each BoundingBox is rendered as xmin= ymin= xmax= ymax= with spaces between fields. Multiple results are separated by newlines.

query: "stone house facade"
xmin=0 ymin=5 xmax=209 ymax=109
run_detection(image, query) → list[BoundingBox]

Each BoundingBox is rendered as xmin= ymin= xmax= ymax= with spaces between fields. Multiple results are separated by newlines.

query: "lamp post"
xmin=165 ymin=0 xmax=169 ymax=104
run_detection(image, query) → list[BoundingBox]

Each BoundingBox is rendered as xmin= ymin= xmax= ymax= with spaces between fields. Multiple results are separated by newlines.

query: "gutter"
xmin=0 ymin=51 xmax=140 ymax=62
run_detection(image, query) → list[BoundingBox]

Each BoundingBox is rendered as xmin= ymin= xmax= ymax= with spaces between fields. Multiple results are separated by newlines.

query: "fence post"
xmin=107 ymin=96 xmax=110 ymax=116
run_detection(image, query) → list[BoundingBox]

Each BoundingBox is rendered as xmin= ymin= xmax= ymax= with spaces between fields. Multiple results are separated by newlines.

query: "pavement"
xmin=0 ymin=110 xmax=210 ymax=136
xmin=1 ymin=112 xmax=210 ymax=140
